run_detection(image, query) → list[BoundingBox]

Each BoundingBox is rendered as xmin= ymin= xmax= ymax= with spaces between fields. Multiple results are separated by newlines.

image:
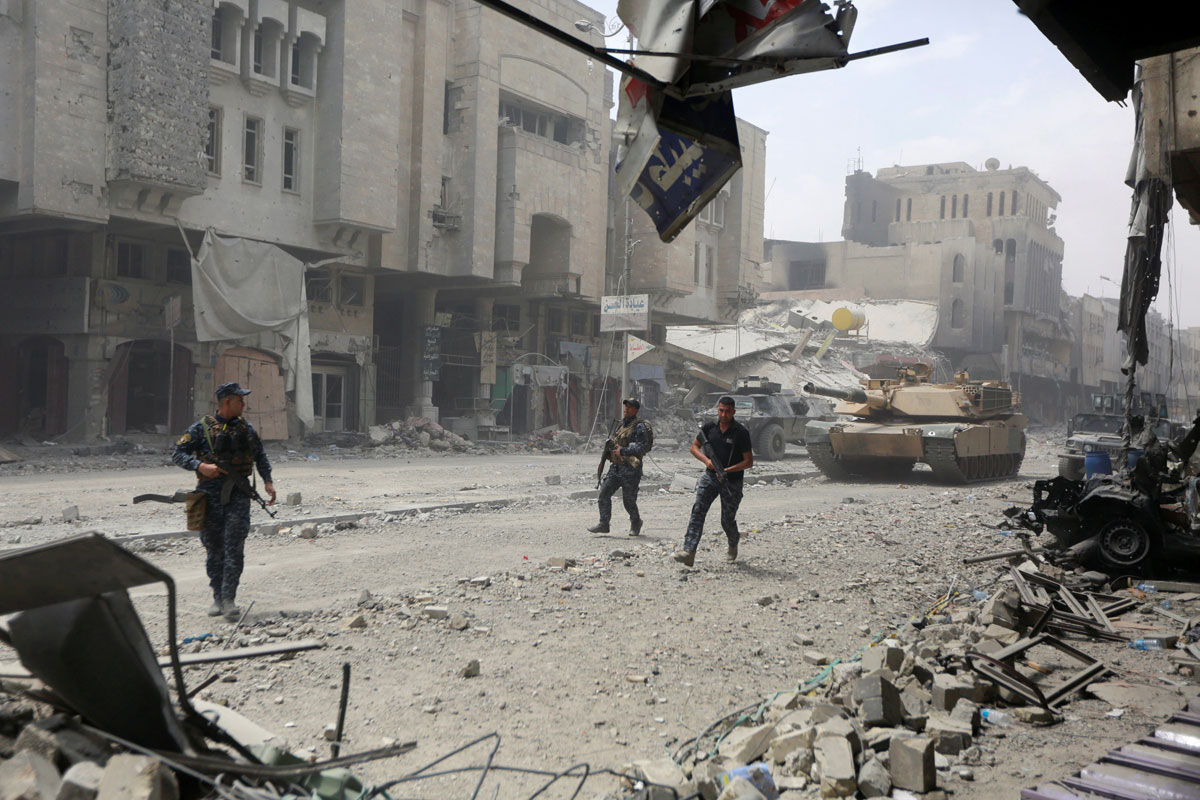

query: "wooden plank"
xmin=0 ymin=638 xmax=324 ymax=679
xmin=685 ymin=365 xmax=732 ymax=390
xmin=789 ymin=328 xmax=815 ymax=361
xmin=814 ymin=331 xmax=837 ymax=360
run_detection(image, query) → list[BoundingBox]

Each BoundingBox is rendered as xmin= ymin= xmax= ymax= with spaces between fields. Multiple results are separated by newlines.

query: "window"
xmin=987 ymin=192 xmax=993 ymax=216
xmin=243 ymin=116 xmax=262 ymax=184
xmin=211 ymin=7 xmax=224 ymax=59
xmin=951 ymin=195 xmax=957 ymax=219
xmin=282 ymin=128 xmax=299 ymax=192
xmin=698 ymin=203 xmax=712 ymax=224
xmin=499 ymin=98 xmax=576 ymax=145
xmin=962 ymin=194 xmax=969 ymax=216
xmin=570 ymin=311 xmax=586 ymax=336
xmin=993 ymin=238 xmax=1003 ymax=254
xmin=895 ymin=198 xmax=901 ymax=222
xmin=252 ymin=25 xmax=263 ymax=73
xmin=494 ymin=304 xmax=520 ymax=332
xmin=439 ymin=176 xmax=451 ymax=208
xmin=871 ymin=199 xmax=877 ymax=222
xmin=712 ymin=196 xmax=725 ymax=227
xmin=548 ymin=307 xmax=565 ymax=333
xmin=443 ymin=82 xmax=453 ymax=134
xmin=952 ymin=254 xmax=965 ymax=283
xmin=307 ymin=272 xmax=333 ymax=303
xmin=205 ymin=107 xmax=222 ymax=175
xmin=694 ymin=243 xmax=701 ymax=284
xmin=939 ymin=196 xmax=946 ymax=219
xmin=706 ymin=246 xmax=715 ymax=287
xmin=339 ymin=274 xmax=365 ymax=306
xmin=1011 ymin=190 xmax=1018 ymax=215
xmin=116 ymin=242 xmax=144 ymax=279
xmin=998 ymin=191 xmax=1005 ymax=216
xmin=951 ymin=298 xmax=965 ymax=328
xmin=906 ymin=198 xmax=912 ymax=221
xmin=166 ymin=248 xmax=191 ymax=284
xmin=291 ymin=39 xmax=301 ymax=84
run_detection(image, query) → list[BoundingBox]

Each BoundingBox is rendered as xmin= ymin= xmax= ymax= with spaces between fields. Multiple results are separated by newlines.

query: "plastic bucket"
xmin=1084 ymin=450 xmax=1113 ymax=478
xmin=1126 ymin=448 xmax=1144 ymax=469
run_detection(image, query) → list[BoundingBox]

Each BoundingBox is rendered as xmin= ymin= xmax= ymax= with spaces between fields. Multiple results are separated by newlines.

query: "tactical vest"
xmin=197 ymin=415 xmax=257 ymax=482
xmin=609 ymin=418 xmax=650 ymax=469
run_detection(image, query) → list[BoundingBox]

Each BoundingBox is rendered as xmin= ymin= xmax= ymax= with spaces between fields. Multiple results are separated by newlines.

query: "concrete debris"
xmin=890 ymin=735 xmax=936 ymax=793
xmin=717 ymin=723 xmax=775 ymax=764
xmin=58 ymin=761 xmax=105 ymax=800
xmin=0 ymin=750 xmax=61 ymax=800
xmin=285 ymin=491 xmax=303 ymax=505
xmin=298 ymin=523 xmax=318 ymax=539
xmin=459 ymin=659 xmax=481 ymax=678
xmin=95 ymin=755 xmax=178 ymax=800
xmin=61 ymin=506 xmax=79 ymax=523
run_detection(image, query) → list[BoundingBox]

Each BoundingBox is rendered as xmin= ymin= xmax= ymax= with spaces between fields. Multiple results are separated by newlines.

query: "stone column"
xmin=475 ymin=296 xmax=495 ymax=429
xmin=408 ymin=288 xmax=438 ymax=421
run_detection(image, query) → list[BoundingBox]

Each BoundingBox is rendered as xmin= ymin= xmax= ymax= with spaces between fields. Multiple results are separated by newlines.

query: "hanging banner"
xmin=422 ymin=326 xmax=442 ymax=381
xmin=601 ymin=294 xmax=650 ymax=332
xmin=479 ymin=331 xmax=498 ymax=385
xmin=628 ymin=334 xmax=655 ymax=362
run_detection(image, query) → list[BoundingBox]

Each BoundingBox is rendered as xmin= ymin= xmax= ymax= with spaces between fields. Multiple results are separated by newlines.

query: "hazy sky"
xmin=587 ymin=0 xmax=1200 ymax=327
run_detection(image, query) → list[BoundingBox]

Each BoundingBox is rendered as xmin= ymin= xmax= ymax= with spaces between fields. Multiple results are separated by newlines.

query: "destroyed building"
xmin=764 ymin=159 xmax=1079 ymax=422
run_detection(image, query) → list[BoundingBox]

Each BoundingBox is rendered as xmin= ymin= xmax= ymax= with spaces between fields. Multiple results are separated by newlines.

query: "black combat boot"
xmin=587 ymin=523 xmax=610 ymax=533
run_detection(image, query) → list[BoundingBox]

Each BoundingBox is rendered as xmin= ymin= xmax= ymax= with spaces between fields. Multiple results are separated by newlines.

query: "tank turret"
xmin=803 ymin=365 xmax=1026 ymax=484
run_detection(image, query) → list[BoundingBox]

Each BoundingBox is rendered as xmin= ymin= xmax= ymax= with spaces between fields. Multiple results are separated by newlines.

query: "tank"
xmin=802 ymin=363 xmax=1027 ymax=483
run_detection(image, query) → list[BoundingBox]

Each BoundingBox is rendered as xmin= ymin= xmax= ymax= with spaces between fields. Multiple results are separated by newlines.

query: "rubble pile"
xmin=366 ymin=416 xmax=482 ymax=455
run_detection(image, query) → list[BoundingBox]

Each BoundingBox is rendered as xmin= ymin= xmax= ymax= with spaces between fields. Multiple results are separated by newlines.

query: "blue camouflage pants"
xmin=199 ymin=483 xmax=252 ymax=601
xmin=597 ymin=464 xmax=642 ymax=527
xmin=683 ymin=472 xmax=742 ymax=552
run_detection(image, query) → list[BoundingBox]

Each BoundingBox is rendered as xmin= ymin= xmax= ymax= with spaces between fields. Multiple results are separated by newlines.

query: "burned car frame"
xmin=1010 ymin=411 xmax=1200 ymax=575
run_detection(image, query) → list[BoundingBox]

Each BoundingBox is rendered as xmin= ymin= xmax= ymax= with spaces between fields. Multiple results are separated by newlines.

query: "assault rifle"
xmin=216 ymin=462 xmax=277 ymax=517
xmin=698 ymin=427 xmax=728 ymax=485
xmin=596 ymin=421 xmax=619 ymax=489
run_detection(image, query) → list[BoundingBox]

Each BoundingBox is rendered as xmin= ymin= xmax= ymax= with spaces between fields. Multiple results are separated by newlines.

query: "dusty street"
xmin=2 ymin=432 xmax=1196 ymax=798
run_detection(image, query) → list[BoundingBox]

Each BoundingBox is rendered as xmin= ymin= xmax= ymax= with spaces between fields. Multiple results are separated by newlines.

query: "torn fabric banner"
xmin=615 ymin=75 xmax=741 ymax=242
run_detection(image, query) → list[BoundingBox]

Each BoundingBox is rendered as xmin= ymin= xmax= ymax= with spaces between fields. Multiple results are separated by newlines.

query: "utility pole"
xmin=621 ymin=194 xmax=632 ymax=402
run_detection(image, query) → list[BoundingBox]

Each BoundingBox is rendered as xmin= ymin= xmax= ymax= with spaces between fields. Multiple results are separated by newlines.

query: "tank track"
xmin=924 ymin=438 xmax=1023 ymax=484
xmin=807 ymin=441 xmax=853 ymax=480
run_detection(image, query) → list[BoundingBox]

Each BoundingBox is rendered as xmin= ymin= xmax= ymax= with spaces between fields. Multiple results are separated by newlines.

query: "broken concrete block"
xmin=716 ymin=723 xmax=775 ymax=765
xmin=544 ymin=474 xmax=561 ymax=485
xmin=862 ymin=645 xmax=904 ymax=674
xmin=853 ymin=674 xmax=903 ymax=728
xmin=256 ymin=523 xmax=281 ymax=536
xmin=803 ymin=650 xmax=830 ymax=666
xmin=857 ymin=757 xmax=891 ymax=798
xmin=422 ymin=606 xmax=449 ymax=620
xmin=285 ymin=492 xmax=302 ymax=506
xmin=691 ymin=757 xmax=734 ymax=800
xmin=344 ymin=614 xmax=367 ymax=629
xmin=633 ymin=758 xmax=688 ymax=793
xmin=448 ymin=613 xmax=470 ymax=631
xmin=924 ymin=713 xmax=973 ymax=755
xmin=767 ymin=726 xmax=815 ymax=764
xmin=980 ymin=624 xmax=1021 ymax=645
xmin=62 ymin=505 xmax=79 ymax=523
xmin=1013 ymin=706 xmax=1059 ymax=725
xmin=0 ymin=751 xmax=61 ymax=800
xmin=95 ymin=754 xmax=178 ymax=799
xmin=889 ymin=735 xmax=935 ymax=793
xmin=546 ymin=557 xmax=576 ymax=568
xmin=949 ymin=698 xmax=981 ymax=734
xmin=814 ymin=737 xmax=857 ymax=798
xmin=980 ymin=588 xmax=1021 ymax=627
xmin=669 ymin=473 xmax=698 ymax=493
xmin=911 ymin=658 xmax=936 ymax=685
xmin=930 ymin=673 xmax=972 ymax=712
xmin=459 ymin=659 xmax=480 ymax=678
xmin=15 ymin=724 xmax=61 ymax=766
xmin=58 ymin=762 xmax=105 ymax=800
xmin=298 ymin=523 xmax=318 ymax=539
xmin=775 ymin=707 xmax=814 ymax=732
xmin=715 ymin=777 xmax=766 ymax=800
xmin=765 ymin=691 xmax=803 ymax=719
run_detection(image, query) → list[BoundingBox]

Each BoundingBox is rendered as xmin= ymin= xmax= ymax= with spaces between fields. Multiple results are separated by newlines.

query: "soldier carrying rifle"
xmin=589 ymin=398 xmax=652 ymax=536
xmin=674 ymin=395 xmax=753 ymax=567
xmin=172 ymin=382 xmax=277 ymax=620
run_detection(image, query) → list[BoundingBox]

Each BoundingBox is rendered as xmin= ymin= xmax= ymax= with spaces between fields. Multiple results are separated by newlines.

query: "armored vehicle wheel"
xmin=1057 ymin=455 xmax=1084 ymax=481
xmin=756 ymin=423 xmax=787 ymax=461
xmin=1096 ymin=517 xmax=1152 ymax=570
xmin=807 ymin=441 xmax=854 ymax=480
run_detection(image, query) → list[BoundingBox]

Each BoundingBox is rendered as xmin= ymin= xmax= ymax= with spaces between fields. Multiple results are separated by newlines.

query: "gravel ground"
xmin=1 ymin=428 xmax=1196 ymax=798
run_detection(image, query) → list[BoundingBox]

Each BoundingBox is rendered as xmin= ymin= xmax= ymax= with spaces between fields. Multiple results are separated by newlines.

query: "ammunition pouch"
xmin=185 ymin=491 xmax=207 ymax=531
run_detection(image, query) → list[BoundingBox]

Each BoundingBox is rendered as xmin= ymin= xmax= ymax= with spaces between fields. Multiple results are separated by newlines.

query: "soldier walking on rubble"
xmin=172 ymin=382 xmax=276 ymax=620
xmin=673 ymin=396 xmax=753 ymax=567
xmin=589 ymin=398 xmax=652 ymax=536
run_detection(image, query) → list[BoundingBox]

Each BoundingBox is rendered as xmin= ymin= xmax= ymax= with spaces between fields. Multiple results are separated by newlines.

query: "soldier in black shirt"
xmin=674 ymin=396 xmax=754 ymax=566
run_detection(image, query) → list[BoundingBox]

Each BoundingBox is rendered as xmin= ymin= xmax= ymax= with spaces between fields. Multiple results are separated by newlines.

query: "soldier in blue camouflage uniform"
xmin=589 ymin=398 xmax=651 ymax=536
xmin=172 ymin=382 xmax=276 ymax=620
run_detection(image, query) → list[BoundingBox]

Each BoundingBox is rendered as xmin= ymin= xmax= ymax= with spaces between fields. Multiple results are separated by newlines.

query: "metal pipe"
xmin=331 ymin=661 xmax=351 ymax=758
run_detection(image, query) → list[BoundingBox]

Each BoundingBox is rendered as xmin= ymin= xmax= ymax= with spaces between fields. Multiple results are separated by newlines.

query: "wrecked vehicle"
xmin=701 ymin=376 xmax=809 ymax=460
xmin=1058 ymin=393 xmax=1173 ymax=480
xmin=803 ymin=364 xmax=1026 ymax=483
xmin=1009 ymin=412 xmax=1200 ymax=573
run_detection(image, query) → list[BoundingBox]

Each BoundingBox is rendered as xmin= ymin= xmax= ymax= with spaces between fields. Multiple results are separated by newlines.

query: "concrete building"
xmin=0 ymin=0 xmax=619 ymax=442
xmin=765 ymin=159 xmax=1073 ymax=421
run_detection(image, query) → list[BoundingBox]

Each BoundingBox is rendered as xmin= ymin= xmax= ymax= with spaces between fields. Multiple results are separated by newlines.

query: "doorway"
xmin=14 ymin=337 xmax=68 ymax=437
xmin=108 ymin=340 xmax=192 ymax=435
xmin=311 ymin=367 xmax=347 ymax=433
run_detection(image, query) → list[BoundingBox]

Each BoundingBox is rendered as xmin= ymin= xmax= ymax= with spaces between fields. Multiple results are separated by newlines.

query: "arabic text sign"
xmin=601 ymin=294 xmax=650 ymax=332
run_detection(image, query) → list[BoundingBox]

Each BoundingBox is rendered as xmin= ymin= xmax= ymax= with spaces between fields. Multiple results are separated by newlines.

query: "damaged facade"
xmin=1 ymin=0 xmax=764 ymax=442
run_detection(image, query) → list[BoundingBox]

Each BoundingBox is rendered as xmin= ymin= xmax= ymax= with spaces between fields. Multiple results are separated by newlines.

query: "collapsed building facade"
xmin=0 ymin=0 xmax=767 ymax=443
xmin=765 ymin=159 xmax=1074 ymax=422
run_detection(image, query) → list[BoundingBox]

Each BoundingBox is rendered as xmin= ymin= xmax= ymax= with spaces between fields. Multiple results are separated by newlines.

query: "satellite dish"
xmin=984 ymin=158 xmax=1000 ymax=171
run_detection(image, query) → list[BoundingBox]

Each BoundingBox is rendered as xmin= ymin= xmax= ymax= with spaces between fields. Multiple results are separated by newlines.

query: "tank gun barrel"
xmin=803 ymin=383 xmax=868 ymax=404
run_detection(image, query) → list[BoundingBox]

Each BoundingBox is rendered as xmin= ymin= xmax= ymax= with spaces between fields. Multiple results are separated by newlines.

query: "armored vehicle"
xmin=701 ymin=376 xmax=809 ymax=461
xmin=803 ymin=364 xmax=1026 ymax=483
xmin=1058 ymin=393 xmax=1173 ymax=480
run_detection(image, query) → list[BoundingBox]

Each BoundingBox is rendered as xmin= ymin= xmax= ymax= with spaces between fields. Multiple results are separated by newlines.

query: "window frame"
xmin=116 ymin=241 xmax=146 ymax=279
xmin=166 ymin=248 xmax=191 ymax=284
xmin=205 ymin=106 xmax=222 ymax=176
xmin=243 ymin=115 xmax=263 ymax=185
xmin=282 ymin=127 xmax=299 ymax=193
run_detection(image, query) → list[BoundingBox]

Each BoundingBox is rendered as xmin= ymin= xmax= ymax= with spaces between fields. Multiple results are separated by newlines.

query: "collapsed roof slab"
xmin=663 ymin=325 xmax=793 ymax=367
